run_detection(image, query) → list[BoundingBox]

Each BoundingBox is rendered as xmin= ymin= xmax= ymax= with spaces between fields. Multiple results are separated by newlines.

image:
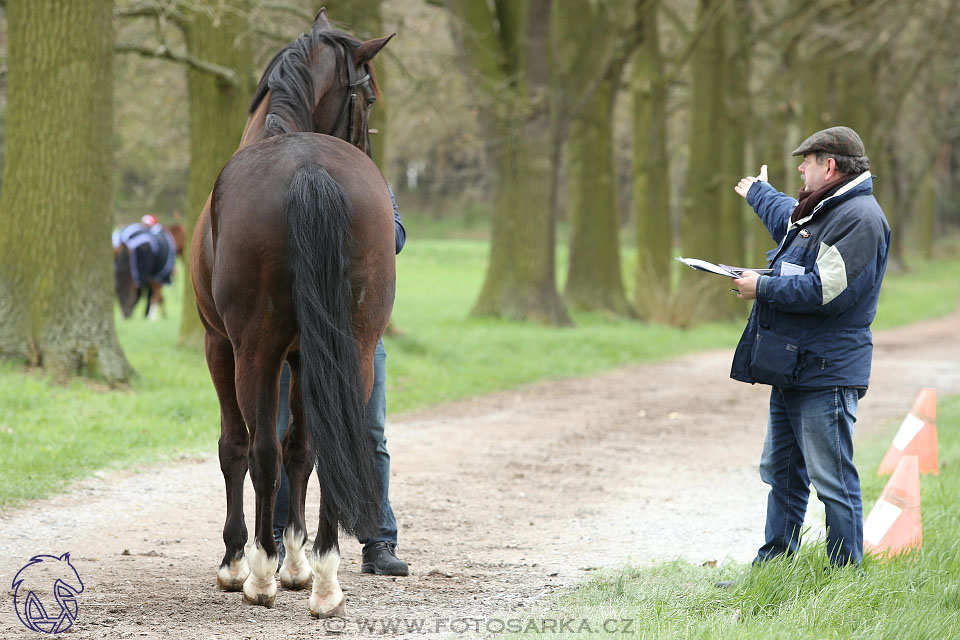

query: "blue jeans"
xmin=274 ymin=339 xmax=398 ymax=551
xmin=755 ymin=386 xmax=864 ymax=566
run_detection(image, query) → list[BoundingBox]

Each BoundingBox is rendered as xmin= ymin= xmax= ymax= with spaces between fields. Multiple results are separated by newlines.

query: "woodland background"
xmin=0 ymin=0 xmax=958 ymax=383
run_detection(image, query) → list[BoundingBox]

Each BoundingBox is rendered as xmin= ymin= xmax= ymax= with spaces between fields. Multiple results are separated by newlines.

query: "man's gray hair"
xmin=816 ymin=151 xmax=870 ymax=175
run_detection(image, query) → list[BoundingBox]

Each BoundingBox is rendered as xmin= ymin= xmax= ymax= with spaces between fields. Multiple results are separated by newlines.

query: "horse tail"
xmin=285 ymin=163 xmax=379 ymax=537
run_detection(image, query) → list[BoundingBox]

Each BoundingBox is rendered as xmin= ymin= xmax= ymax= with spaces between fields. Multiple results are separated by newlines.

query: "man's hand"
xmin=734 ymin=165 xmax=768 ymax=198
xmin=732 ymin=270 xmax=761 ymax=300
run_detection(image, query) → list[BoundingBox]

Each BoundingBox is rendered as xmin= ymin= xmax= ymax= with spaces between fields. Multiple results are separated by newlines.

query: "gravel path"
xmin=2 ymin=311 xmax=958 ymax=639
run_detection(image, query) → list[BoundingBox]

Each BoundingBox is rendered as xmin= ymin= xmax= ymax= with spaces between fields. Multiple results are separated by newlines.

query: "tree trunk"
xmin=472 ymin=98 xmax=568 ymax=323
xmin=632 ymin=3 xmax=671 ymax=309
xmin=451 ymin=0 xmax=570 ymax=325
xmin=719 ymin=0 xmax=748 ymax=315
xmin=177 ymin=0 xmax=255 ymax=347
xmin=564 ymin=75 xmax=631 ymax=315
xmin=679 ymin=0 xmax=730 ymax=318
xmin=0 ymin=0 xmax=131 ymax=383
xmin=554 ymin=0 xmax=633 ymax=315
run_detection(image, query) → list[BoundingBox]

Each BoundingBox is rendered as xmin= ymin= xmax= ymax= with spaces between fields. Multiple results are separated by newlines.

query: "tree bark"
xmin=557 ymin=1 xmax=632 ymax=315
xmin=719 ymin=0 xmax=748 ymax=315
xmin=680 ymin=0 xmax=731 ymax=319
xmin=0 ymin=0 xmax=131 ymax=383
xmin=177 ymin=0 xmax=255 ymax=347
xmin=450 ymin=0 xmax=570 ymax=325
xmin=564 ymin=73 xmax=631 ymax=315
xmin=632 ymin=3 xmax=672 ymax=312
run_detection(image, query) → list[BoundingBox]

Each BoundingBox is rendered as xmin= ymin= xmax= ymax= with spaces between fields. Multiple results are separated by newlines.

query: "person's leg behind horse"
xmin=789 ymin=386 xmax=864 ymax=567
xmin=360 ymin=338 xmax=408 ymax=576
xmin=755 ymin=386 xmax=812 ymax=564
xmin=273 ymin=362 xmax=291 ymax=546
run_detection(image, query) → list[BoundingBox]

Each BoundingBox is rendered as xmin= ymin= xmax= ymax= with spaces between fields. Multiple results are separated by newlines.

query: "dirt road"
xmin=2 ymin=312 xmax=958 ymax=639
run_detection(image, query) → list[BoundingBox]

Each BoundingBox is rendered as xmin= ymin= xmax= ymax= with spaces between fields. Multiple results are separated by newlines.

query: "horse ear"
xmin=354 ymin=34 xmax=395 ymax=65
xmin=60 ymin=552 xmax=71 ymax=562
xmin=313 ymin=7 xmax=332 ymax=30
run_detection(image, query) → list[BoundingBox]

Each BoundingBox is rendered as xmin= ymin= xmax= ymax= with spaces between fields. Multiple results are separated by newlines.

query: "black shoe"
xmin=361 ymin=542 xmax=409 ymax=576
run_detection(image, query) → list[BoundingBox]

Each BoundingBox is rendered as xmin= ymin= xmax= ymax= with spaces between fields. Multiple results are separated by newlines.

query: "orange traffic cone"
xmin=863 ymin=455 xmax=922 ymax=557
xmin=878 ymin=388 xmax=937 ymax=475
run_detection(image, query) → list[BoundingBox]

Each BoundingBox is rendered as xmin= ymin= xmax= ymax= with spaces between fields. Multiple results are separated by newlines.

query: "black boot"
xmin=361 ymin=542 xmax=409 ymax=576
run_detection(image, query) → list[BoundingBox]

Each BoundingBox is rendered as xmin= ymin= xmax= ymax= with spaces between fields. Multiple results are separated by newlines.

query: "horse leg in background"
xmin=204 ymin=329 xmax=250 ymax=592
xmin=308 ymin=337 xmax=378 ymax=619
xmin=278 ymin=353 xmax=313 ymax=590
xmin=147 ymin=282 xmax=165 ymax=320
xmin=232 ymin=341 xmax=286 ymax=607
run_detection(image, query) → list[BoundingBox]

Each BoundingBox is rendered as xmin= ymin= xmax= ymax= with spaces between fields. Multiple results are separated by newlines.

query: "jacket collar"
xmin=791 ymin=170 xmax=873 ymax=228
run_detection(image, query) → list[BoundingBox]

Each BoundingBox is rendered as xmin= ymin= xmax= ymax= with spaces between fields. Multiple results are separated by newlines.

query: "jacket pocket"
xmin=750 ymin=326 xmax=801 ymax=387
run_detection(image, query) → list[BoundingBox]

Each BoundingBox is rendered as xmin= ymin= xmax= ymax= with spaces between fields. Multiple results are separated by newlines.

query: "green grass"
xmin=1 ymin=240 xmax=959 ymax=508
xmin=513 ymin=394 xmax=960 ymax=639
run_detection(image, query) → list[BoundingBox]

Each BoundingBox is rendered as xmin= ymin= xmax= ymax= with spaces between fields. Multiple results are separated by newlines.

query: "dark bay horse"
xmin=190 ymin=9 xmax=394 ymax=616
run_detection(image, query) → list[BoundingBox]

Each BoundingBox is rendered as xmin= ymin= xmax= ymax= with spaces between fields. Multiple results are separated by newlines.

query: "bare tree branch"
xmin=115 ymin=1 xmax=186 ymax=29
xmin=259 ymin=2 xmax=312 ymax=23
xmin=253 ymin=24 xmax=294 ymax=44
xmin=659 ymin=1 xmax=688 ymax=38
xmin=115 ymin=43 xmax=241 ymax=86
xmin=557 ymin=0 xmax=649 ymax=142
xmin=662 ymin=0 xmax=727 ymax=86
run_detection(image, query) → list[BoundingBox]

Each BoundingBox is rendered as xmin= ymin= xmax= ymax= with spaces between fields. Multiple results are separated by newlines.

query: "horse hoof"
xmin=280 ymin=575 xmax=312 ymax=591
xmin=310 ymin=598 xmax=345 ymax=619
xmin=242 ymin=591 xmax=276 ymax=608
xmin=217 ymin=575 xmax=244 ymax=592
xmin=217 ymin=556 xmax=250 ymax=592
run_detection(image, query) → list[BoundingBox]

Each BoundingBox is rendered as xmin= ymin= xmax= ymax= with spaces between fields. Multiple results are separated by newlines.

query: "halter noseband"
xmin=331 ymin=43 xmax=371 ymax=148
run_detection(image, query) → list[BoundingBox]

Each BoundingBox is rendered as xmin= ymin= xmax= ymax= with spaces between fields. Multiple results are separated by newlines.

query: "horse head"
xmin=244 ymin=8 xmax=394 ymax=155
xmin=113 ymin=245 xmax=141 ymax=318
xmin=167 ymin=223 xmax=186 ymax=258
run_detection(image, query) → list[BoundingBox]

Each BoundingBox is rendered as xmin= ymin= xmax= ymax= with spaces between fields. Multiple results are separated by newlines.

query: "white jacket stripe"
xmin=817 ymin=242 xmax=847 ymax=305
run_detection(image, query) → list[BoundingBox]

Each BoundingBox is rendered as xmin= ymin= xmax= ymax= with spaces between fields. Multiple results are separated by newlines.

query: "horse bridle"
xmin=331 ymin=43 xmax=371 ymax=148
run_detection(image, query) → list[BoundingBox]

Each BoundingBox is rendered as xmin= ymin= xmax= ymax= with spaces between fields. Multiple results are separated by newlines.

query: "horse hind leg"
xmin=278 ymin=355 xmax=313 ymax=591
xmin=233 ymin=344 xmax=286 ymax=607
xmin=204 ymin=330 xmax=250 ymax=592
xmin=309 ymin=496 xmax=344 ymax=618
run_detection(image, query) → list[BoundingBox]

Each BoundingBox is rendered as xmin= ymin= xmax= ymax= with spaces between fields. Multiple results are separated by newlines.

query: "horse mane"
xmin=249 ymin=27 xmax=381 ymax=137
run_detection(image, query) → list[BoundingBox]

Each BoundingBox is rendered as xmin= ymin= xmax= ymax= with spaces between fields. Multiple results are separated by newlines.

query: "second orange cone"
xmin=878 ymin=388 xmax=937 ymax=475
xmin=864 ymin=455 xmax=922 ymax=557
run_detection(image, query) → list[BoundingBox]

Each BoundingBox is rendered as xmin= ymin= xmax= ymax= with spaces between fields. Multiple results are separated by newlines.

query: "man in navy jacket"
xmin=730 ymin=126 xmax=890 ymax=567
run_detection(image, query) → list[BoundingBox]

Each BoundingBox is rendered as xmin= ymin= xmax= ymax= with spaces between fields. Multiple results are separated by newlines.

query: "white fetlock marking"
xmin=147 ymin=304 xmax=160 ymax=321
xmin=309 ymin=549 xmax=343 ymax=616
xmin=242 ymin=543 xmax=278 ymax=603
xmin=279 ymin=528 xmax=312 ymax=587
xmin=217 ymin=554 xmax=250 ymax=587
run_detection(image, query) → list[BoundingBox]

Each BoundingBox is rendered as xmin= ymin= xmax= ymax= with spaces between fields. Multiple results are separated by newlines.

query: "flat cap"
xmin=791 ymin=126 xmax=865 ymax=157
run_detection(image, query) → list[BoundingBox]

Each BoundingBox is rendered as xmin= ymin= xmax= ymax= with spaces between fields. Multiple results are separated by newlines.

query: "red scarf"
xmin=791 ymin=173 xmax=859 ymax=223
